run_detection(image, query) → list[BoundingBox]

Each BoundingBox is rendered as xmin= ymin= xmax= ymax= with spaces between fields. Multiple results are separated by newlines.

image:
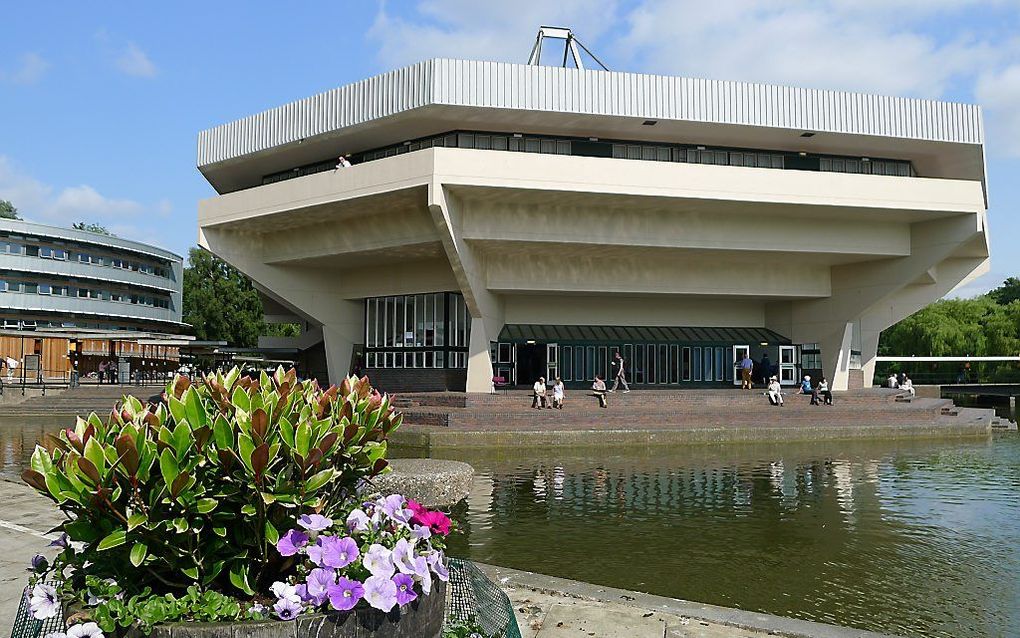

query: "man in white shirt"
xmin=335 ymin=154 xmax=352 ymax=169
xmin=532 ymin=377 xmax=548 ymax=409
xmin=900 ymin=375 xmax=915 ymax=397
xmin=767 ymin=376 xmax=784 ymax=406
xmin=609 ymin=352 xmax=630 ymax=393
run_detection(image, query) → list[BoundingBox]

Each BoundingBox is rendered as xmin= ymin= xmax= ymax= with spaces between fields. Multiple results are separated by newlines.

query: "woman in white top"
xmin=552 ymin=377 xmax=565 ymax=409
xmin=900 ymin=375 xmax=915 ymax=397
xmin=818 ymin=377 xmax=833 ymax=405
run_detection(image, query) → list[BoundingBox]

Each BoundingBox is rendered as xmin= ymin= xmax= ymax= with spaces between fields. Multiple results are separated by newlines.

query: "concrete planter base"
xmin=132 ymin=580 xmax=446 ymax=638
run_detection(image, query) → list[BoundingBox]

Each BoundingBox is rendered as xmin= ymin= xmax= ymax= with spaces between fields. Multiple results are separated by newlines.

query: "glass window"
xmin=562 ymin=346 xmax=573 ymax=381
xmin=491 ymin=136 xmax=507 ymax=151
xmin=457 ymin=133 xmax=475 ymax=148
xmin=670 ymin=345 xmax=679 ymax=384
xmin=556 ymin=140 xmax=570 ymax=155
xmin=574 ymin=346 xmax=584 ymax=382
xmin=524 ymin=138 xmax=540 ymax=153
xmin=24 ymin=283 xmax=38 ymax=294
xmin=703 ymin=347 xmax=714 ymax=381
xmin=586 ymin=346 xmax=595 ymax=381
xmin=38 ymin=284 xmax=51 ymax=295
xmin=540 ymin=139 xmax=555 ymax=154
xmin=646 ymin=344 xmax=657 ymax=384
xmin=715 ymin=347 xmax=724 ymax=381
xmin=682 ymin=347 xmax=691 ymax=382
xmin=435 ymin=294 xmax=445 ymax=345
xmin=598 ymin=347 xmax=608 ymax=383
xmin=693 ymin=347 xmax=702 ymax=381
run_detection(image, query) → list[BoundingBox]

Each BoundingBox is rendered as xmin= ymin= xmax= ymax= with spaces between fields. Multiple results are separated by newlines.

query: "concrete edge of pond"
xmin=475 ymin=562 xmax=899 ymax=638
xmin=391 ymin=421 xmax=992 ymax=450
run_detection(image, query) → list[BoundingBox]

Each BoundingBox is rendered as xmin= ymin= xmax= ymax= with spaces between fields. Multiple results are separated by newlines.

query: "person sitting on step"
xmin=818 ymin=377 xmax=833 ymax=405
xmin=592 ymin=375 xmax=608 ymax=408
xmin=767 ymin=376 xmax=784 ymax=406
xmin=532 ymin=377 xmax=548 ymax=409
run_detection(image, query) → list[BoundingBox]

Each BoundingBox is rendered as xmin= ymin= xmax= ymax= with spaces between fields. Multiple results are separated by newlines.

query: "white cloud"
xmin=0 ymin=156 xmax=167 ymax=235
xmin=975 ymin=64 xmax=1020 ymax=157
xmin=116 ymin=42 xmax=157 ymax=78
xmin=1 ymin=52 xmax=50 ymax=84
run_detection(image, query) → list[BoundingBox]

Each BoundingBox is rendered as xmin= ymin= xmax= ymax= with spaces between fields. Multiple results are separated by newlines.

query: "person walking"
xmin=98 ymin=361 xmax=106 ymax=385
xmin=532 ymin=377 xmax=548 ymax=409
xmin=609 ymin=352 xmax=630 ymax=393
xmin=592 ymin=375 xmax=608 ymax=408
xmin=767 ymin=376 xmax=784 ymax=406
xmin=552 ymin=377 xmax=565 ymax=409
xmin=737 ymin=353 xmax=754 ymax=389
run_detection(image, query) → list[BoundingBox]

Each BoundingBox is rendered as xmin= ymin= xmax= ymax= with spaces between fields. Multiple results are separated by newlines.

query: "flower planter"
xmin=136 ymin=579 xmax=445 ymax=638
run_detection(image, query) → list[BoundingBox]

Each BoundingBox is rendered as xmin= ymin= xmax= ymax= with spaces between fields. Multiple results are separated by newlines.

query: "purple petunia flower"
xmin=363 ymin=543 xmax=395 ymax=578
xmin=417 ymin=561 xmax=433 ymax=595
xmin=48 ymin=533 xmax=69 ymax=549
xmin=378 ymin=494 xmax=414 ymax=525
xmin=346 ymin=509 xmax=370 ymax=532
xmin=273 ymin=597 xmax=303 ymax=620
xmin=363 ymin=575 xmax=398 ymax=612
xmin=30 ymin=554 xmax=48 ymax=572
xmin=391 ymin=538 xmax=418 ymax=575
xmin=410 ymin=524 xmax=432 ymax=540
xmin=30 ymin=583 xmax=59 ymax=620
xmin=320 ymin=535 xmax=360 ymax=569
xmin=275 ymin=529 xmax=309 ymax=557
xmin=270 ymin=581 xmax=301 ymax=603
xmin=427 ymin=550 xmax=449 ymax=582
xmin=392 ymin=573 xmax=417 ymax=606
xmin=327 ymin=576 xmax=365 ymax=612
xmin=298 ymin=514 xmax=333 ymax=532
xmin=66 ymin=623 xmax=104 ymax=638
xmin=304 ymin=568 xmax=335 ymax=607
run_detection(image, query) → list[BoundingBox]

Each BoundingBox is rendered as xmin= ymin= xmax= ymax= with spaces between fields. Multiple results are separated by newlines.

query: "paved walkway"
xmin=479 ymin=564 xmax=896 ymax=638
xmin=0 ymin=480 xmax=64 ymax=625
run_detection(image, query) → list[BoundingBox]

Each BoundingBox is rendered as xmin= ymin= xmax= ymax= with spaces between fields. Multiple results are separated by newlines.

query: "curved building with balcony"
xmin=0 ymin=218 xmax=184 ymax=332
xmin=197 ymin=59 xmax=989 ymax=392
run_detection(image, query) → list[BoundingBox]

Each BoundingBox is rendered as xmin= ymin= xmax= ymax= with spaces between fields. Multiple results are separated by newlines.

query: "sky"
xmin=0 ymin=1 xmax=1017 ymax=296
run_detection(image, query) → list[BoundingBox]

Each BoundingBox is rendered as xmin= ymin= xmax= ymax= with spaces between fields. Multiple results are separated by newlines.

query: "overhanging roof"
xmin=197 ymin=59 xmax=986 ymax=195
xmin=499 ymin=324 xmax=791 ymax=345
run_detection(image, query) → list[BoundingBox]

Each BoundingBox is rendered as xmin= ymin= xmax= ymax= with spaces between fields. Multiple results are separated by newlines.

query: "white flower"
xmin=269 ymin=581 xmax=301 ymax=603
xmin=362 ymin=543 xmax=395 ymax=578
xmin=43 ymin=633 xmax=67 ymax=638
xmin=391 ymin=538 xmax=418 ymax=575
xmin=67 ymin=623 xmax=104 ymax=638
xmin=30 ymin=583 xmax=59 ymax=620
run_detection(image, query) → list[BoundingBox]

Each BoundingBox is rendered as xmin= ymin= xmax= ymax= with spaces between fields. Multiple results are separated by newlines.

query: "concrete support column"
xmin=819 ymin=322 xmax=854 ymax=391
xmin=859 ymin=329 xmax=882 ymax=389
xmin=321 ymin=299 xmax=364 ymax=386
xmin=465 ymin=318 xmax=496 ymax=393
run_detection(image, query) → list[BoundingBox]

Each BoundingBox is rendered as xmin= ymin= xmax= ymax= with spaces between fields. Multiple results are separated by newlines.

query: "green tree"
xmin=0 ymin=199 xmax=21 ymax=220
xmin=72 ymin=221 xmax=115 ymax=236
xmin=182 ymin=248 xmax=265 ymax=347
xmin=989 ymin=277 xmax=1020 ymax=306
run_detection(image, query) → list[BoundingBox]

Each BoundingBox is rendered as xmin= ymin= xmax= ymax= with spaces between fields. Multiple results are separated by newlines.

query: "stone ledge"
xmin=370 ymin=459 xmax=473 ymax=508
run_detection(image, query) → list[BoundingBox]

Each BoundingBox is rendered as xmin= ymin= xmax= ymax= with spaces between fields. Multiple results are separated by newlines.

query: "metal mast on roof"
xmin=526 ymin=26 xmax=609 ymax=71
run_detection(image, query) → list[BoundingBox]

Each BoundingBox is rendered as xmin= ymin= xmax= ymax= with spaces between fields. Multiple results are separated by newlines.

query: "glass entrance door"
xmin=732 ymin=345 xmax=750 ymax=386
xmin=779 ymin=345 xmax=798 ymax=386
xmin=546 ymin=343 xmax=559 ymax=381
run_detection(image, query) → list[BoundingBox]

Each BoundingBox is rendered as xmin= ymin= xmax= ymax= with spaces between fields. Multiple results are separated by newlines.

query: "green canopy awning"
xmin=498 ymin=324 xmax=792 ymax=345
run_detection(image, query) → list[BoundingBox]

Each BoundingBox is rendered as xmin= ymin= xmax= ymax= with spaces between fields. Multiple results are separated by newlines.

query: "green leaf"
xmin=265 ymin=520 xmax=279 ymax=545
xmin=98 ymin=529 xmax=127 ymax=551
xmin=83 ymin=437 xmax=106 ymax=476
xmin=182 ymin=567 xmax=199 ymax=580
xmin=237 ymin=433 xmax=255 ymax=471
xmin=159 ymin=449 xmax=179 ymax=487
xmin=305 ymin=468 xmax=335 ymax=492
xmin=229 ymin=563 xmax=254 ymax=596
xmin=241 ymin=504 xmax=257 ymax=516
xmin=171 ymin=421 xmax=193 ymax=460
xmin=213 ymin=414 xmax=233 ymax=449
xmin=184 ymin=387 xmax=208 ymax=429
xmin=129 ymin=542 xmax=148 ymax=567
xmin=127 ymin=512 xmax=147 ymax=531
xmin=278 ymin=416 xmax=294 ymax=448
xmin=168 ymin=395 xmax=187 ymax=424
xmin=173 ymin=517 xmax=188 ymax=533
xmin=196 ymin=498 xmax=217 ymax=514
xmin=231 ymin=386 xmax=250 ymax=413
xmin=295 ymin=422 xmax=311 ymax=457
xmin=30 ymin=445 xmax=53 ymax=474
xmin=213 ymin=526 xmax=227 ymax=537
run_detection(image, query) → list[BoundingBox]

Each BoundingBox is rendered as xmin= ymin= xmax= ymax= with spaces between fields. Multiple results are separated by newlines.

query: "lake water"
xmin=3 ymin=418 xmax=1017 ymax=637
xmin=436 ymin=437 xmax=1020 ymax=638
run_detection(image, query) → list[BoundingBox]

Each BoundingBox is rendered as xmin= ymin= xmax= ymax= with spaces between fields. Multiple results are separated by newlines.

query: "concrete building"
xmin=196 ymin=59 xmax=989 ymax=393
xmin=0 ymin=218 xmax=184 ymax=333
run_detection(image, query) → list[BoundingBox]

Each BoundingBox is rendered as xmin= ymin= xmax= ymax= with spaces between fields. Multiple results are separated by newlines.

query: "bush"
xmin=22 ymin=367 xmax=402 ymax=620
